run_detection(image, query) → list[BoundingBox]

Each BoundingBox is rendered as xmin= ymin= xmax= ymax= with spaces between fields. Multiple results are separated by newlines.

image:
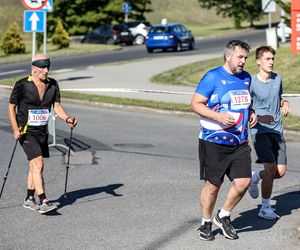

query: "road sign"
xmin=122 ymin=2 xmax=131 ymax=14
xmin=23 ymin=10 xmax=45 ymax=32
xmin=42 ymin=0 xmax=53 ymax=12
xmin=21 ymin=0 xmax=48 ymax=10
xmin=262 ymin=0 xmax=276 ymax=13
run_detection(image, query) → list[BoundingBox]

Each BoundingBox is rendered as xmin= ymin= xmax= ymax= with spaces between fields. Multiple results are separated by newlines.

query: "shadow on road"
xmin=50 ymin=183 xmax=123 ymax=212
xmin=230 ymin=191 xmax=300 ymax=235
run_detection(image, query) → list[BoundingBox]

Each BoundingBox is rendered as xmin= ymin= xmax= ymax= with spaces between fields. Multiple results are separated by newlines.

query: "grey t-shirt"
xmin=250 ymin=72 xmax=283 ymax=135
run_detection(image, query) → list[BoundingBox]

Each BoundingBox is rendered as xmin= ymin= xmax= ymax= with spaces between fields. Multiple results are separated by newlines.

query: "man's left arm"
xmin=53 ymin=102 xmax=78 ymax=127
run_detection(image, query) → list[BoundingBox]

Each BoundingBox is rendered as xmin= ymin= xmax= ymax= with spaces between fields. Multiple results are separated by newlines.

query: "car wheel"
xmin=126 ymin=41 xmax=133 ymax=46
xmin=106 ymin=38 xmax=114 ymax=45
xmin=147 ymin=47 xmax=153 ymax=53
xmin=189 ymin=40 xmax=195 ymax=50
xmin=134 ymin=35 xmax=145 ymax=45
xmin=174 ymin=42 xmax=182 ymax=52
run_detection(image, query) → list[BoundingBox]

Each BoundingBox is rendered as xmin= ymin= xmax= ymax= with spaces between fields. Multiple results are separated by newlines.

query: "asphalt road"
xmin=0 ymin=91 xmax=299 ymax=250
xmin=0 ymin=30 xmax=266 ymax=80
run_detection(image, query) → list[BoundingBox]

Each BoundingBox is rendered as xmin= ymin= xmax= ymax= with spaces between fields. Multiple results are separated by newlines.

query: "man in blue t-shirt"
xmin=191 ymin=40 xmax=257 ymax=241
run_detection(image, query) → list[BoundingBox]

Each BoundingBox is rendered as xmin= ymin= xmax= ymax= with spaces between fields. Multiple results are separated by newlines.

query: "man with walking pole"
xmin=7 ymin=53 xmax=77 ymax=214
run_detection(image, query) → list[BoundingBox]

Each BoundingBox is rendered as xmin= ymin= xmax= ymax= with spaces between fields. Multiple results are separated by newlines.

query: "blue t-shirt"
xmin=195 ymin=66 xmax=251 ymax=146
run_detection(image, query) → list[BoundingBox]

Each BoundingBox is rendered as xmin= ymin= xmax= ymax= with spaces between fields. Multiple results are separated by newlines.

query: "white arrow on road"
xmin=29 ymin=12 xmax=40 ymax=31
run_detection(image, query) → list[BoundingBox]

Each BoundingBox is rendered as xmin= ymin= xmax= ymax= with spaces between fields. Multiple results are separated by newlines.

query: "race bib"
xmin=28 ymin=109 xmax=50 ymax=126
xmin=229 ymin=90 xmax=251 ymax=110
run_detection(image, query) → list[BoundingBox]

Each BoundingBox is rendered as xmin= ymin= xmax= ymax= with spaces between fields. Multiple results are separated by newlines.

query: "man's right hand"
xmin=13 ymin=127 xmax=22 ymax=140
xmin=216 ymin=112 xmax=235 ymax=126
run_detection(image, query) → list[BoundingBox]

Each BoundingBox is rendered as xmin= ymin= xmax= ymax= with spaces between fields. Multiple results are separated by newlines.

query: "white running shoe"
xmin=258 ymin=206 xmax=280 ymax=220
xmin=248 ymin=171 xmax=259 ymax=199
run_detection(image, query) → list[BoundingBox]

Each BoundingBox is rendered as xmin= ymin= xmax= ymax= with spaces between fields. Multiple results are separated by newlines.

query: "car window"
xmin=179 ymin=25 xmax=188 ymax=32
xmin=149 ymin=26 xmax=170 ymax=34
xmin=93 ymin=27 xmax=103 ymax=35
xmin=172 ymin=25 xmax=181 ymax=33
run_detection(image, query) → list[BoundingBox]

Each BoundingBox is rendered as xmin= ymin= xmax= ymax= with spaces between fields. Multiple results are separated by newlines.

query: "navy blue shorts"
xmin=19 ymin=133 xmax=49 ymax=161
xmin=198 ymin=139 xmax=252 ymax=185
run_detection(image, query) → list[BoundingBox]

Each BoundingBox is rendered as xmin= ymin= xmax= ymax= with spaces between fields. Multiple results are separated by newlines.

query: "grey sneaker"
xmin=23 ymin=197 xmax=40 ymax=210
xmin=39 ymin=198 xmax=57 ymax=214
xmin=248 ymin=171 xmax=260 ymax=199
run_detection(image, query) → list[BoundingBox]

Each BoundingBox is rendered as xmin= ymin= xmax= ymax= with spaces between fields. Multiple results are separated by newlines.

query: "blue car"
xmin=145 ymin=23 xmax=195 ymax=53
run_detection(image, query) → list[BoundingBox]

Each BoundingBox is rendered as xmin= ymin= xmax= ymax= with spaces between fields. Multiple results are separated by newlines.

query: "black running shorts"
xmin=19 ymin=133 xmax=49 ymax=161
xmin=252 ymin=133 xmax=287 ymax=165
xmin=198 ymin=139 xmax=252 ymax=185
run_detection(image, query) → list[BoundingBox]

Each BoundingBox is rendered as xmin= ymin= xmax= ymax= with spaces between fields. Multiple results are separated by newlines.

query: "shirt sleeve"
xmin=9 ymin=80 xmax=23 ymax=105
xmin=53 ymin=79 xmax=61 ymax=103
xmin=195 ymin=71 xmax=215 ymax=99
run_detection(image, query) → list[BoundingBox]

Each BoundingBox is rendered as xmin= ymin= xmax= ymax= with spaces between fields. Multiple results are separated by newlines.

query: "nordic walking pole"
xmin=0 ymin=139 xmax=18 ymax=199
xmin=64 ymin=127 xmax=73 ymax=198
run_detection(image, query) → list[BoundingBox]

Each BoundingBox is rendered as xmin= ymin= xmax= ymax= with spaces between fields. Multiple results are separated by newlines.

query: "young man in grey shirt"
xmin=248 ymin=46 xmax=291 ymax=220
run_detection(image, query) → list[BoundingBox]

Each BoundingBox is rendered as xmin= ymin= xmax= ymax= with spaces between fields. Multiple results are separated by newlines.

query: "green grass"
xmin=0 ymin=42 xmax=120 ymax=64
xmin=151 ymin=46 xmax=300 ymax=94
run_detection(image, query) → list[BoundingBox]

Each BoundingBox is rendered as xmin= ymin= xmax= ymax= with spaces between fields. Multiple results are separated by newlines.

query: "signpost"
xmin=21 ymin=0 xmax=48 ymax=10
xmin=291 ymin=0 xmax=300 ymax=54
xmin=22 ymin=0 xmax=51 ymax=57
xmin=122 ymin=2 xmax=131 ymax=23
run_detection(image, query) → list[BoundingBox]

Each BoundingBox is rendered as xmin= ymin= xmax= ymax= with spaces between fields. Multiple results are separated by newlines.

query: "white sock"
xmin=201 ymin=218 xmax=212 ymax=225
xmin=262 ymin=198 xmax=270 ymax=208
xmin=218 ymin=208 xmax=231 ymax=218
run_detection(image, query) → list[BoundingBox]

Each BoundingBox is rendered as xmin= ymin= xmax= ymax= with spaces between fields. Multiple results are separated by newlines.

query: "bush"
xmin=51 ymin=19 xmax=70 ymax=49
xmin=1 ymin=22 xmax=26 ymax=55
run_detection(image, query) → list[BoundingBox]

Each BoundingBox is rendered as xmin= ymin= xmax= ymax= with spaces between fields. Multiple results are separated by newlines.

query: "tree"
xmin=48 ymin=0 xmax=152 ymax=36
xmin=51 ymin=19 xmax=70 ymax=49
xmin=198 ymin=0 xmax=263 ymax=29
xmin=0 ymin=22 xmax=26 ymax=55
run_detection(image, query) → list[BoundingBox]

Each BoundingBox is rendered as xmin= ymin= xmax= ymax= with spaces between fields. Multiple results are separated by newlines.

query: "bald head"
xmin=32 ymin=53 xmax=49 ymax=62
xmin=32 ymin=54 xmax=50 ymax=69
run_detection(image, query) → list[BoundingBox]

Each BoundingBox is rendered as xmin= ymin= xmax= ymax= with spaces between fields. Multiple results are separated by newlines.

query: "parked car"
xmin=145 ymin=23 xmax=195 ymax=53
xmin=126 ymin=21 xmax=152 ymax=45
xmin=81 ymin=24 xmax=134 ymax=45
xmin=277 ymin=23 xmax=291 ymax=41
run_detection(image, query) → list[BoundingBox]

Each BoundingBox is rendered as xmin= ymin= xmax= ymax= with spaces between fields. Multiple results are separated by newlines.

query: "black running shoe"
xmin=197 ymin=222 xmax=215 ymax=241
xmin=213 ymin=211 xmax=239 ymax=240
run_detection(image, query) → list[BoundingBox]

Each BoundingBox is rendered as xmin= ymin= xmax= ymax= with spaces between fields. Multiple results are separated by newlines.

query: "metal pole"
xmin=0 ymin=140 xmax=18 ymax=199
xmin=32 ymin=31 xmax=36 ymax=59
xmin=64 ymin=127 xmax=73 ymax=197
xmin=43 ymin=11 xmax=47 ymax=54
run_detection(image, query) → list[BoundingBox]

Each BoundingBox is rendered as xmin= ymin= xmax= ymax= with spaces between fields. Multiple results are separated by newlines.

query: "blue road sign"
xmin=24 ymin=10 xmax=45 ymax=32
xmin=122 ymin=2 xmax=131 ymax=14
xmin=42 ymin=0 xmax=53 ymax=12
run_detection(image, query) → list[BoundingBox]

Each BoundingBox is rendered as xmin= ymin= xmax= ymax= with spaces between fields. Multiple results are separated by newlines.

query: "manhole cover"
xmin=113 ymin=143 xmax=154 ymax=149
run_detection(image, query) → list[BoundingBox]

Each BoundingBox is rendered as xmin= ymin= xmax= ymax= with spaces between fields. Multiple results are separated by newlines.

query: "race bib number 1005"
xmin=28 ymin=109 xmax=50 ymax=126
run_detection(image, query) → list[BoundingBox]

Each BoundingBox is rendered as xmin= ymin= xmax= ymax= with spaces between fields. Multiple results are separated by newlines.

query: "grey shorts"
xmin=198 ymin=139 xmax=252 ymax=185
xmin=252 ymin=133 xmax=287 ymax=165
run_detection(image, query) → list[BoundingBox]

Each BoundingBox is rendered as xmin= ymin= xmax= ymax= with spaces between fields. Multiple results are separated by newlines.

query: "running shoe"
xmin=258 ymin=206 xmax=280 ymax=220
xmin=213 ymin=211 xmax=239 ymax=240
xmin=23 ymin=197 xmax=40 ymax=210
xmin=248 ymin=171 xmax=260 ymax=199
xmin=197 ymin=221 xmax=215 ymax=241
xmin=39 ymin=198 xmax=57 ymax=214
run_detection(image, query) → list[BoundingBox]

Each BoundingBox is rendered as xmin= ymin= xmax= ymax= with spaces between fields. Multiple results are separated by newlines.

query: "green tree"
xmin=0 ymin=22 xmax=26 ymax=55
xmin=48 ymin=0 xmax=152 ymax=36
xmin=198 ymin=0 xmax=263 ymax=29
xmin=51 ymin=19 xmax=70 ymax=49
